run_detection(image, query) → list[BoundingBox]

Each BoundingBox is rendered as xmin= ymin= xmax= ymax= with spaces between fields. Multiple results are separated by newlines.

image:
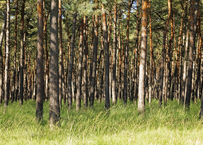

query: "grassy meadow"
xmin=0 ymin=99 xmax=203 ymax=145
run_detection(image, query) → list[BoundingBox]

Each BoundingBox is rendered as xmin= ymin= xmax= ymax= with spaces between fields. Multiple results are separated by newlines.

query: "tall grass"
xmin=0 ymin=99 xmax=203 ymax=145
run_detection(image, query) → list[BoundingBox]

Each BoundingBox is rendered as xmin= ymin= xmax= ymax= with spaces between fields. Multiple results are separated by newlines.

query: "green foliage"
xmin=0 ymin=100 xmax=203 ymax=144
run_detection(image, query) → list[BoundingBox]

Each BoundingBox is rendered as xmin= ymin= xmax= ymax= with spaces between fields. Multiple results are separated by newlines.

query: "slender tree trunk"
xmin=83 ymin=15 xmax=88 ymax=108
xmin=124 ymin=0 xmax=131 ymax=105
xmin=102 ymin=4 xmax=110 ymax=110
xmin=20 ymin=0 xmax=25 ymax=105
xmin=36 ymin=0 xmax=44 ymax=121
xmin=138 ymin=0 xmax=148 ymax=113
xmin=13 ymin=0 xmax=18 ymax=103
xmin=185 ymin=0 xmax=199 ymax=109
xmin=76 ymin=20 xmax=83 ymax=111
xmin=149 ymin=0 xmax=152 ymax=104
xmin=49 ymin=0 xmax=60 ymax=126
xmin=159 ymin=0 xmax=172 ymax=106
xmin=134 ymin=0 xmax=141 ymax=104
xmin=59 ymin=0 xmax=63 ymax=108
xmin=90 ymin=1 xmax=98 ymax=107
xmin=4 ymin=0 xmax=10 ymax=107
xmin=0 ymin=13 xmax=6 ymax=104
xmin=67 ymin=13 xmax=77 ymax=109
xmin=112 ymin=1 xmax=117 ymax=105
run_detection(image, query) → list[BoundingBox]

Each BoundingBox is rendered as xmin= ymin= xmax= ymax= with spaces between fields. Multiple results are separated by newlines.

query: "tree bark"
xmin=185 ymin=0 xmax=199 ymax=109
xmin=4 ymin=0 xmax=10 ymax=107
xmin=102 ymin=3 xmax=110 ymax=110
xmin=49 ymin=0 xmax=60 ymax=126
xmin=20 ymin=0 xmax=25 ymax=105
xmin=36 ymin=0 xmax=44 ymax=121
xmin=67 ymin=13 xmax=77 ymax=109
xmin=138 ymin=0 xmax=148 ymax=113
xmin=76 ymin=20 xmax=83 ymax=111
xmin=59 ymin=0 xmax=63 ymax=108
xmin=112 ymin=1 xmax=117 ymax=105
xmin=0 ymin=13 xmax=6 ymax=104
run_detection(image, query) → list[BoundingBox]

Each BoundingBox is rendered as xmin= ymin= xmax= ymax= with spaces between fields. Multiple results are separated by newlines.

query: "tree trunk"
xmin=149 ymin=0 xmax=152 ymax=105
xmin=112 ymin=1 xmax=117 ymax=105
xmin=4 ymin=0 xmax=10 ymax=107
xmin=36 ymin=0 xmax=44 ymax=121
xmin=20 ymin=0 xmax=25 ymax=105
xmin=102 ymin=4 xmax=110 ymax=110
xmin=67 ymin=13 xmax=77 ymax=109
xmin=83 ymin=15 xmax=88 ymax=108
xmin=138 ymin=0 xmax=148 ymax=113
xmin=59 ymin=0 xmax=63 ymax=108
xmin=124 ymin=0 xmax=131 ymax=105
xmin=0 ymin=13 xmax=6 ymax=104
xmin=89 ymin=1 xmax=98 ymax=107
xmin=76 ymin=20 xmax=83 ymax=111
xmin=49 ymin=0 xmax=60 ymax=126
xmin=185 ymin=0 xmax=199 ymax=109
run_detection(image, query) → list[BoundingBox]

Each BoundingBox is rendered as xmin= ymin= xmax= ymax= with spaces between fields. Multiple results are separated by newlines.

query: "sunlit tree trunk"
xmin=112 ymin=1 xmax=117 ymax=105
xmin=4 ymin=0 xmax=10 ymax=107
xmin=149 ymin=0 xmax=152 ymax=105
xmin=181 ymin=0 xmax=188 ymax=104
xmin=59 ymin=0 xmax=63 ymax=107
xmin=0 ymin=13 xmax=6 ymax=104
xmin=36 ymin=0 xmax=44 ymax=121
xmin=138 ymin=0 xmax=148 ymax=113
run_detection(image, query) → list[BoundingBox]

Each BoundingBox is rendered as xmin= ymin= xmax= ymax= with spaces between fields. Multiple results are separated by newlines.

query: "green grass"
xmin=0 ymin=99 xmax=203 ymax=145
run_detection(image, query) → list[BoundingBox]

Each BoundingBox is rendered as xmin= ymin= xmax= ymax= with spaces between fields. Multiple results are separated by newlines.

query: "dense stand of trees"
xmin=1 ymin=0 xmax=203 ymax=125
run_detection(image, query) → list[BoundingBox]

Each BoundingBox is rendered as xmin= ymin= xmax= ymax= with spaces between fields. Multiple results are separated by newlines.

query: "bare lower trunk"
xmin=49 ymin=0 xmax=60 ymax=126
xmin=67 ymin=13 xmax=77 ymax=109
xmin=76 ymin=20 xmax=83 ymax=111
xmin=138 ymin=0 xmax=148 ymax=113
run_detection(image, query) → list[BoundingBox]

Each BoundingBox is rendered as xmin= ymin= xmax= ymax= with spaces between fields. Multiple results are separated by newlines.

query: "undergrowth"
xmin=0 ymin=99 xmax=203 ymax=145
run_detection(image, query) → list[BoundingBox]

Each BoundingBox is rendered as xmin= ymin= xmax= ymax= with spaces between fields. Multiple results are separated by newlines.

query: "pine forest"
xmin=1 ymin=0 xmax=203 ymax=144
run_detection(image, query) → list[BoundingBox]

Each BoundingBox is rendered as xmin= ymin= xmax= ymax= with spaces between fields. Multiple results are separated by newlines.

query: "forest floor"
xmin=0 ymin=98 xmax=203 ymax=145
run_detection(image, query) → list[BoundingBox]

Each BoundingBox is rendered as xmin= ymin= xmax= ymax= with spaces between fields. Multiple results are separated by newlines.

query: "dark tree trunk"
xmin=67 ymin=13 xmax=77 ymax=109
xmin=102 ymin=4 xmax=110 ymax=110
xmin=185 ymin=0 xmax=199 ymax=109
xmin=76 ymin=20 xmax=83 ymax=111
xmin=89 ymin=2 xmax=98 ymax=107
xmin=20 ymin=0 xmax=25 ymax=105
xmin=49 ymin=0 xmax=60 ymax=126
xmin=36 ymin=0 xmax=44 ymax=121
